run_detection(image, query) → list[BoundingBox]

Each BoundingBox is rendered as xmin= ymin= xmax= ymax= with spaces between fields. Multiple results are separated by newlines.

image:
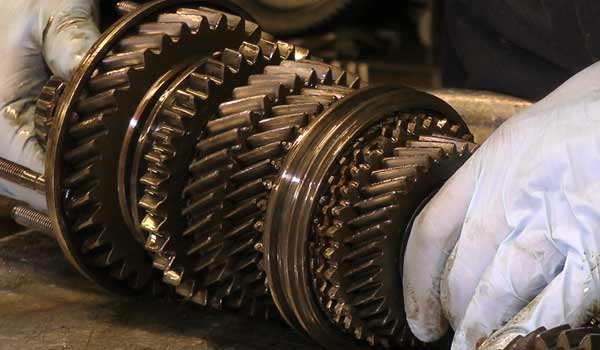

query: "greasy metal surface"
xmin=11 ymin=206 xmax=53 ymax=236
xmin=0 ymin=157 xmax=45 ymax=194
xmin=427 ymin=89 xmax=533 ymax=142
xmin=0 ymin=231 xmax=312 ymax=350
xmin=263 ymin=86 xmax=471 ymax=349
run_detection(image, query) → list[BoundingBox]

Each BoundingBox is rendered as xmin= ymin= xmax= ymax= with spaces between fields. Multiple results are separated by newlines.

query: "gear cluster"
xmin=24 ymin=1 xmax=498 ymax=349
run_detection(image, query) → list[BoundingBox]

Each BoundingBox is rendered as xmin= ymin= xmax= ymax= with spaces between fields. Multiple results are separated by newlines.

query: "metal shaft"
xmin=116 ymin=1 xmax=141 ymax=16
xmin=11 ymin=206 xmax=53 ymax=237
xmin=0 ymin=157 xmax=45 ymax=193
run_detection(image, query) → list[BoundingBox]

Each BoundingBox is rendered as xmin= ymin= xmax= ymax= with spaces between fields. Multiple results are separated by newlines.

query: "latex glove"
xmin=403 ymin=60 xmax=600 ymax=350
xmin=0 ymin=0 xmax=100 ymax=210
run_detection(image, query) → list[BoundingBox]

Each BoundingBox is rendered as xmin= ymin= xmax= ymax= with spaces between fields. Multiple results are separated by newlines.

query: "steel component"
xmin=116 ymin=1 xmax=142 ymax=15
xmin=263 ymin=86 xmax=476 ymax=348
xmin=0 ymin=158 xmax=45 ymax=194
xmin=134 ymin=43 xmax=362 ymax=317
xmin=45 ymin=0 xmax=266 ymax=295
xmin=427 ymin=88 xmax=533 ymax=141
xmin=11 ymin=206 xmax=54 ymax=236
xmin=34 ymin=77 xmax=65 ymax=149
xmin=503 ymin=325 xmax=600 ymax=350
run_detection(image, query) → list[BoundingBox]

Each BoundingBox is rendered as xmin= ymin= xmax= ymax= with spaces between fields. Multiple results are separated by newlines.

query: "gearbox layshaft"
xmin=1 ymin=1 xmax=553 ymax=350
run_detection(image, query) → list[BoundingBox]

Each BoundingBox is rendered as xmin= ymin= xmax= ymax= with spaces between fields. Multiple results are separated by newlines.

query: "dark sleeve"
xmin=443 ymin=0 xmax=600 ymax=100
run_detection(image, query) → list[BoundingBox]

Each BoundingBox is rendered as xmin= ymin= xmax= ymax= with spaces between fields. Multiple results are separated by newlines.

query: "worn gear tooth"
xmin=382 ymin=155 xmax=431 ymax=171
xmin=182 ymin=211 xmax=222 ymax=237
xmin=222 ymin=48 xmax=243 ymax=72
xmin=175 ymin=279 xmax=197 ymax=298
xmin=354 ymin=193 xmax=402 ymax=213
xmin=206 ymin=111 xmax=258 ymax=135
xmin=188 ymin=72 xmax=216 ymax=98
xmin=557 ymin=328 xmax=600 ymax=349
xmin=258 ymin=112 xmax=308 ymax=131
xmin=100 ymin=50 xmax=145 ymax=71
xmin=92 ymin=246 xmax=126 ymax=267
xmin=145 ymin=233 xmax=169 ymax=254
xmin=139 ymin=167 xmax=169 ymax=188
xmin=264 ymin=65 xmax=318 ymax=86
xmin=313 ymin=84 xmax=355 ymax=99
xmin=138 ymin=190 xmax=167 ymax=212
xmin=236 ymin=142 xmax=286 ymax=166
xmin=117 ymin=33 xmax=166 ymax=52
xmin=233 ymin=83 xmax=286 ymax=103
xmin=271 ymin=102 xmax=323 ymax=116
xmin=110 ymin=260 xmax=138 ymax=280
xmin=246 ymin=127 xmax=296 ymax=148
xmin=140 ymin=212 xmax=166 ymax=234
xmin=345 ymin=270 xmax=383 ymax=294
xmin=183 ymin=169 xmax=227 ymax=196
xmin=77 ymin=90 xmax=118 ymax=114
xmin=202 ymin=58 xmax=226 ymax=81
xmin=281 ymin=60 xmax=333 ymax=84
xmin=81 ymin=229 xmax=108 ymax=252
xmin=182 ymin=183 xmax=227 ymax=216
xmin=88 ymin=68 xmax=131 ymax=93
xmin=248 ymin=73 xmax=301 ymax=93
xmin=393 ymin=146 xmax=443 ymax=160
xmin=63 ymin=135 xmax=101 ymax=163
xmin=72 ymin=206 xmax=101 ymax=232
xmin=66 ymin=188 xmax=98 ymax=210
xmin=349 ymin=205 xmax=400 ymax=228
xmin=218 ymin=95 xmax=271 ymax=117
xmin=230 ymin=159 xmax=279 ymax=183
xmin=344 ymin=257 xmax=383 ymax=279
xmin=362 ymin=177 xmax=412 ymax=198
xmin=351 ymin=285 xmax=383 ymax=307
xmin=187 ymin=7 xmax=228 ymax=29
xmin=224 ymin=178 xmax=269 ymax=203
xmin=63 ymin=163 xmax=96 ymax=188
xmin=189 ymin=148 xmax=237 ymax=174
xmin=256 ymin=39 xmax=280 ymax=62
xmin=196 ymin=127 xmax=249 ymax=154
xmin=68 ymin=112 xmax=107 ymax=139
xmin=157 ymin=12 xmax=203 ymax=30
xmin=371 ymin=166 xmax=418 ymax=182
xmin=407 ymin=140 xmax=456 ymax=154
xmin=237 ymin=41 xmax=262 ymax=65
xmin=139 ymin=22 xmax=185 ymax=37
xmin=419 ymin=135 xmax=478 ymax=153
xmin=224 ymin=194 xmax=267 ymax=220
xmin=286 ymin=94 xmax=335 ymax=106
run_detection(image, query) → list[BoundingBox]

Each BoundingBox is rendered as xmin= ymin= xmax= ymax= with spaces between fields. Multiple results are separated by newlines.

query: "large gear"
xmin=503 ymin=325 xmax=600 ymax=350
xmin=263 ymin=86 xmax=477 ymax=349
xmin=135 ymin=42 xmax=363 ymax=316
xmin=45 ymin=0 xmax=268 ymax=295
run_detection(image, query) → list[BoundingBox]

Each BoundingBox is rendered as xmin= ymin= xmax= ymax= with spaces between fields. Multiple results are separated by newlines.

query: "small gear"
xmin=503 ymin=325 xmax=600 ymax=350
xmin=311 ymin=116 xmax=476 ymax=347
xmin=34 ymin=77 xmax=65 ymax=148
xmin=263 ymin=85 xmax=476 ymax=349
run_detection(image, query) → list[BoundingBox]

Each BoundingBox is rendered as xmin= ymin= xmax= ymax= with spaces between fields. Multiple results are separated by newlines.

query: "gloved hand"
xmin=403 ymin=61 xmax=600 ymax=350
xmin=0 ymin=0 xmax=100 ymax=210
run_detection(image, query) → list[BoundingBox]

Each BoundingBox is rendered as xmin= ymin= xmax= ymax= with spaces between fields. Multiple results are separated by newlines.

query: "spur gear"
xmin=34 ymin=77 xmax=65 ymax=149
xmin=263 ymin=86 xmax=477 ymax=348
xmin=134 ymin=39 xmax=363 ymax=316
xmin=503 ymin=325 xmax=600 ymax=350
xmin=44 ymin=0 xmax=267 ymax=295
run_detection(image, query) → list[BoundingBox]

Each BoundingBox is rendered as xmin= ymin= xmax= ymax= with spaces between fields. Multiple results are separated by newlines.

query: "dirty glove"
xmin=403 ymin=60 xmax=600 ymax=350
xmin=0 ymin=0 xmax=100 ymax=210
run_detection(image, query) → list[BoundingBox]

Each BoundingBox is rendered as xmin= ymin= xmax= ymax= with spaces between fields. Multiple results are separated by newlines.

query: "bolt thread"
xmin=11 ymin=206 xmax=53 ymax=236
xmin=0 ymin=158 xmax=45 ymax=193
xmin=116 ymin=1 xmax=141 ymax=15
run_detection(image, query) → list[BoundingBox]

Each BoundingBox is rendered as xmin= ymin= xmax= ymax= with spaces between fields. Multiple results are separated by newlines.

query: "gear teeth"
xmin=237 ymin=142 xmax=286 ymax=165
xmin=233 ymin=83 xmax=286 ymax=102
xmin=272 ymin=102 xmax=323 ymax=116
xmin=248 ymin=73 xmax=302 ymax=93
xmin=139 ymin=22 xmax=186 ymax=37
xmin=310 ymin=114 xmax=475 ymax=347
xmin=34 ymin=77 xmax=66 ymax=148
xmin=281 ymin=60 xmax=333 ymax=84
xmin=117 ymin=33 xmax=167 ymax=52
xmin=264 ymin=65 xmax=318 ymax=86
xmin=218 ymin=95 xmax=271 ymax=117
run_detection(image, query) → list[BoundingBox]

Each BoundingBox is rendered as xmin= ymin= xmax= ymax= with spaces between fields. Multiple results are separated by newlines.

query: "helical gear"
xmin=311 ymin=115 xmax=476 ymax=347
xmin=503 ymin=325 xmax=600 ymax=350
xmin=137 ymin=43 xmax=363 ymax=316
xmin=46 ymin=2 xmax=268 ymax=294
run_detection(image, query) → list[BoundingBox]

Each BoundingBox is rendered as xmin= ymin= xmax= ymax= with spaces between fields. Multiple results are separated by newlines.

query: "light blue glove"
xmin=0 ymin=0 xmax=100 ymax=210
xmin=403 ymin=61 xmax=600 ymax=350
